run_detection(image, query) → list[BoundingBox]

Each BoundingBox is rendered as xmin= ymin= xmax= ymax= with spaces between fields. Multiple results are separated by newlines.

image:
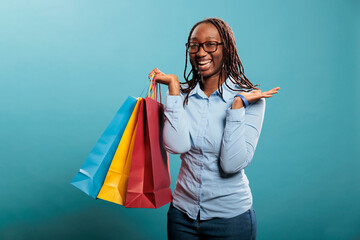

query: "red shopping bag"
xmin=125 ymin=91 xmax=172 ymax=208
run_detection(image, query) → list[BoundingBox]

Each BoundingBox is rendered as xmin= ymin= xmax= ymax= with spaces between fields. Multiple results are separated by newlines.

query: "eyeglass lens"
xmin=188 ymin=42 xmax=219 ymax=53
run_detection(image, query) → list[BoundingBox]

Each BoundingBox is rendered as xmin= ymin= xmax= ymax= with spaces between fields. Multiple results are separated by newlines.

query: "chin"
xmin=199 ymin=69 xmax=221 ymax=79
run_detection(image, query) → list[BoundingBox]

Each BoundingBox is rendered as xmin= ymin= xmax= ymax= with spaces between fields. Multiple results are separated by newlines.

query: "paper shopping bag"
xmin=125 ymin=97 xmax=172 ymax=208
xmin=71 ymin=96 xmax=137 ymax=199
xmin=97 ymin=98 xmax=143 ymax=205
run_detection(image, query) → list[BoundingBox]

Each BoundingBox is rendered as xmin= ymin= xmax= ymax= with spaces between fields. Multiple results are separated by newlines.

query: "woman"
xmin=148 ymin=17 xmax=279 ymax=240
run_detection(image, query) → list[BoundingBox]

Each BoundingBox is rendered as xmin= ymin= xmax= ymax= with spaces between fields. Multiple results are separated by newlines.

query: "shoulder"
xmin=227 ymin=80 xmax=256 ymax=95
xmin=232 ymin=83 xmax=248 ymax=91
xmin=179 ymin=82 xmax=190 ymax=96
xmin=180 ymin=82 xmax=189 ymax=89
xmin=179 ymin=84 xmax=186 ymax=96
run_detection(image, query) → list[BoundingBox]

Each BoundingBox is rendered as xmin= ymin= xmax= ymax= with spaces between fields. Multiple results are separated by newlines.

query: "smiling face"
xmin=189 ymin=22 xmax=224 ymax=80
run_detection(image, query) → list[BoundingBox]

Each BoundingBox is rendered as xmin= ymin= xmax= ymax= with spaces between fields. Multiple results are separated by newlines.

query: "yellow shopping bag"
xmin=97 ymin=98 xmax=142 ymax=205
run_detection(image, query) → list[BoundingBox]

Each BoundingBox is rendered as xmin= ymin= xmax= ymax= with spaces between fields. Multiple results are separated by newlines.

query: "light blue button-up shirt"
xmin=163 ymin=77 xmax=265 ymax=220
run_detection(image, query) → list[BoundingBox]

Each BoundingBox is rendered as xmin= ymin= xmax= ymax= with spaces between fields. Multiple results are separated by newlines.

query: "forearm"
xmin=163 ymin=94 xmax=191 ymax=154
xmin=168 ymin=78 xmax=180 ymax=95
xmin=220 ymin=98 xmax=266 ymax=173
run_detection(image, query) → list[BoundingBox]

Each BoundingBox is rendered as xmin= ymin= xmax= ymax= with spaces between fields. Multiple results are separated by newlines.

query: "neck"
xmin=200 ymin=71 xmax=226 ymax=97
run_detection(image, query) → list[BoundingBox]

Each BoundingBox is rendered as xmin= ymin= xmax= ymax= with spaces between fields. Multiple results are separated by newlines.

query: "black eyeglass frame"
xmin=185 ymin=41 xmax=224 ymax=53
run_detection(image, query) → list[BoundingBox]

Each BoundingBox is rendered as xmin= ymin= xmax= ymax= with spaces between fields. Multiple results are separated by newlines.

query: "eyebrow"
xmin=190 ymin=36 xmax=219 ymax=41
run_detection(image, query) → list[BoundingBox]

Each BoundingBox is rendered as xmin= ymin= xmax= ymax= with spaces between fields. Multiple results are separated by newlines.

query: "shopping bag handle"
xmin=147 ymin=73 xmax=162 ymax=103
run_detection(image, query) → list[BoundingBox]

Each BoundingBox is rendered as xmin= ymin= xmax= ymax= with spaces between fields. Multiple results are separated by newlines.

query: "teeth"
xmin=198 ymin=60 xmax=211 ymax=65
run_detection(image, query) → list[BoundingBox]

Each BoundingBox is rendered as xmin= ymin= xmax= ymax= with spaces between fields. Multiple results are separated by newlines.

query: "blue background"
xmin=1 ymin=0 xmax=359 ymax=239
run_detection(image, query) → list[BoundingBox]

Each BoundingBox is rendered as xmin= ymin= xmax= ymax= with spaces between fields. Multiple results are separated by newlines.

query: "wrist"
xmin=235 ymin=94 xmax=249 ymax=108
xmin=232 ymin=97 xmax=244 ymax=109
xmin=168 ymin=78 xmax=180 ymax=95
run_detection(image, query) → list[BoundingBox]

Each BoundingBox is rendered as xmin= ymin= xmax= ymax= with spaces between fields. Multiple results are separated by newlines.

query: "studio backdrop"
xmin=0 ymin=0 xmax=359 ymax=239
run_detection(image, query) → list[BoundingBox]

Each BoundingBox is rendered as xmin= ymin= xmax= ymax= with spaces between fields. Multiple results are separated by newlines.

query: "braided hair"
xmin=182 ymin=17 xmax=259 ymax=105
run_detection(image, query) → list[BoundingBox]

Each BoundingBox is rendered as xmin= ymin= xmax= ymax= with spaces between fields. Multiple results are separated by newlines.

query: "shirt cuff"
xmin=226 ymin=107 xmax=245 ymax=122
xmin=165 ymin=95 xmax=183 ymax=110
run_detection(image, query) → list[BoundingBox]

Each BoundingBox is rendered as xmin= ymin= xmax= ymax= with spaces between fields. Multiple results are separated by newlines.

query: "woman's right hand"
xmin=148 ymin=68 xmax=180 ymax=95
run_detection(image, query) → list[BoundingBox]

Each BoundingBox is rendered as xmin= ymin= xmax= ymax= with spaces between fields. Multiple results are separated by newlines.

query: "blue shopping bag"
xmin=71 ymin=96 xmax=138 ymax=199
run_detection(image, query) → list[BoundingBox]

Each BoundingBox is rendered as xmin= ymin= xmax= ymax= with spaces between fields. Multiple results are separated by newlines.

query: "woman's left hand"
xmin=232 ymin=87 xmax=280 ymax=109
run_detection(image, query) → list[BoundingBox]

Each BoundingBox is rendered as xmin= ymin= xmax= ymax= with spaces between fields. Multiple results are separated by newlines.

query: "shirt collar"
xmin=187 ymin=77 xmax=236 ymax=103
xmin=188 ymin=81 xmax=206 ymax=98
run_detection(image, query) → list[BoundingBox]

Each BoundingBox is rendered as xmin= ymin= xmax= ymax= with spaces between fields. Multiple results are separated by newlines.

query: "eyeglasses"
xmin=185 ymin=41 xmax=224 ymax=53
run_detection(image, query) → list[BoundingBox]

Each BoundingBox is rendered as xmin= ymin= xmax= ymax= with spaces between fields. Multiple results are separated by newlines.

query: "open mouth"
xmin=197 ymin=59 xmax=212 ymax=71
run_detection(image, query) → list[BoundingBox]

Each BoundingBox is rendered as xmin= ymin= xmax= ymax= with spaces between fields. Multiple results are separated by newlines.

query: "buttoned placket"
xmin=198 ymin=96 xmax=206 ymax=217
xmin=199 ymin=94 xmax=214 ymax=221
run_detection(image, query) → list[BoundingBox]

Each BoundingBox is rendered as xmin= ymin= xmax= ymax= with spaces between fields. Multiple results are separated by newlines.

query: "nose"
xmin=196 ymin=44 xmax=207 ymax=57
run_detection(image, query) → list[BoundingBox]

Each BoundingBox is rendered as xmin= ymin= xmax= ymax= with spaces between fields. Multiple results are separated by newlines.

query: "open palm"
xmin=240 ymin=87 xmax=280 ymax=103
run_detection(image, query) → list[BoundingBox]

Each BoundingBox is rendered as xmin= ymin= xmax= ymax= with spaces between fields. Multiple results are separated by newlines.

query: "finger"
xmin=263 ymin=89 xmax=278 ymax=95
xmin=153 ymin=71 xmax=164 ymax=82
xmin=267 ymin=87 xmax=280 ymax=92
xmin=148 ymin=68 xmax=162 ymax=78
xmin=153 ymin=68 xmax=164 ymax=80
xmin=148 ymin=72 xmax=153 ymax=80
xmin=154 ymin=68 xmax=162 ymax=74
xmin=148 ymin=68 xmax=156 ymax=79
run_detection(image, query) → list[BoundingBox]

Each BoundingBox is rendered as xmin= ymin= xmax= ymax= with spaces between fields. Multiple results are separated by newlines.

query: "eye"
xmin=188 ymin=43 xmax=199 ymax=49
xmin=205 ymin=42 xmax=217 ymax=47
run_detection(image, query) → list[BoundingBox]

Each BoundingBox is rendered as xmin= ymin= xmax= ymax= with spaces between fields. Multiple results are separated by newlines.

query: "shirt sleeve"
xmin=162 ymin=92 xmax=191 ymax=154
xmin=220 ymin=98 xmax=266 ymax=173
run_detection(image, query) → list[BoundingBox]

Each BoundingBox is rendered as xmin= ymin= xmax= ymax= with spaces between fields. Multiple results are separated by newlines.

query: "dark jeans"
xmin=167 ymin=204 xmax=257 ymax=240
